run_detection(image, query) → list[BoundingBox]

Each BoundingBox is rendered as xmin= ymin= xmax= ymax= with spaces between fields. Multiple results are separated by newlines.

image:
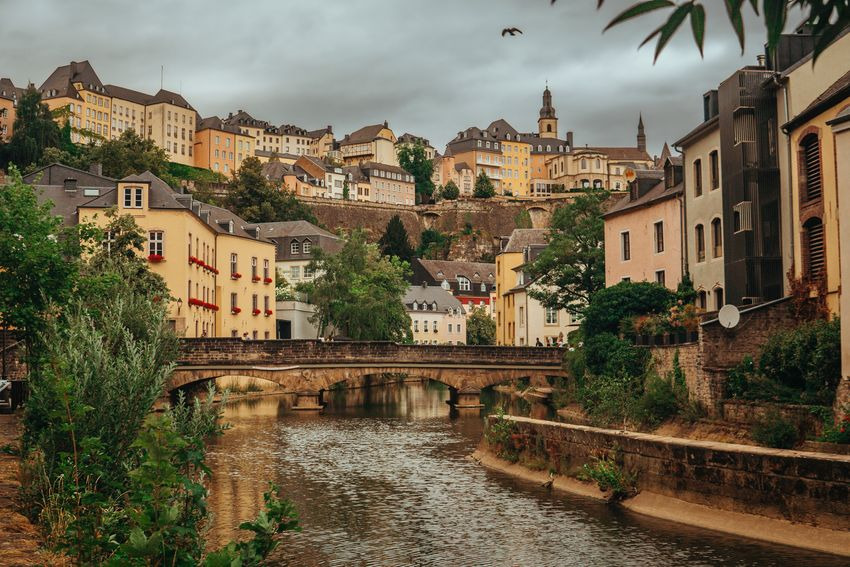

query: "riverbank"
xmin=475 ymin=415 xmax=850 ymax=557
xmin=0 ymin=414 xmax=65 ymax=566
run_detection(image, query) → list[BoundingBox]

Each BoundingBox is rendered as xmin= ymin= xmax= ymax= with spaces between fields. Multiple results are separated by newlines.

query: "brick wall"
xmin=721 ymin=400 xmax=825 ymax=438
xmin=648 ymin=344 xmax=699 ymax=394
xmin=485 ymin=415 xmax=850 ymax=530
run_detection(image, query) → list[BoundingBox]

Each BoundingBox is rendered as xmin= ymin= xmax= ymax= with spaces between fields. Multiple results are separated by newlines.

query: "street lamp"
xmin=176 ymin=297 xmax=183 ymax=314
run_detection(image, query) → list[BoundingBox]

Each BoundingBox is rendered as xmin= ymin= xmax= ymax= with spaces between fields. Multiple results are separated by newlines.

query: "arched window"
xmin=441 ymin=279 xmax=450 ymax=290
xmin=711 ymin=218 xmax=722 ymax=258
xmin=580 ymin=158 xmax=587 ymax=170
xmin=593 ymin=179 xmax=603 ymax=189
xmin=803 ymin=217 xmax=825 ymax=279
xmin=457 ymin=276 xmax=470 ymax=291
xmin=412 ymin=302 xmax=418 ymax=311
xmin=546 ymin=124 xmax=552 ymax=132
xmin=697 ymin=291 xmax=707 ymax=310
xmin=695 ymin=224 xmax=705 ymax=262
xmin=800 ymin=133 xmax=822 ymax=202
xmin=714 ymin=287 xmax=724 ymax=310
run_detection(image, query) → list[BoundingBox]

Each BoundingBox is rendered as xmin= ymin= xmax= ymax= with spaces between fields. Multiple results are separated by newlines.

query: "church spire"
xmin=538 ymin=84 xmax=558 ymax=138
xmin=637 ymin=113 xmax=646 ymax=152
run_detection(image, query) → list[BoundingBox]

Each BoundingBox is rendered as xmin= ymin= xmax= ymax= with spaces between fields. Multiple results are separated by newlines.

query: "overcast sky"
xmin=2 ymin=0 xmax=776 ymax=156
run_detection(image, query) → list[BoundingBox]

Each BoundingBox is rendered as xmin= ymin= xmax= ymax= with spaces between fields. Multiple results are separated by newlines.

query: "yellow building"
xmin=432 ymin=150 xmax=475 ymax=197
xmin=339 ymin=121 xmax=399 ymax=166
xmin=224 ymin=110 xmax=283 ymax=155
xmin=307 ymin=126 xmax=335 ymax=158
xmin=0 ymin=78 xmax=21 ymax=143
xmin=77 ymin=170 xmax=276 ymax=338
xmin=194 ymin=116 xmax=255 ymax=175
xmin=494 ymin=229 xmax=549 ymax=345
xmin=780 ymin=55 xmax=850 ymax=314
xmin=38 ymin=60 xmax=111 ymax=144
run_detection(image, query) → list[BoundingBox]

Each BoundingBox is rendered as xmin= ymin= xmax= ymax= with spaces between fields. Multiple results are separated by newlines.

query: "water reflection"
xmin=205 ymin=381 xmax=846 ymax=566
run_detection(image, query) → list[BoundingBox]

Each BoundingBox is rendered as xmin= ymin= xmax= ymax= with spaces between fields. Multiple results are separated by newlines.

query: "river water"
xmin=205 ymin=381 xmax=847 ymax=566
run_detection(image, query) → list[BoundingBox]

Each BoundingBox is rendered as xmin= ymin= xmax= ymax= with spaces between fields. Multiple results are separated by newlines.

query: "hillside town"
xmin=1 ymin=2 xmax=850 ymax=566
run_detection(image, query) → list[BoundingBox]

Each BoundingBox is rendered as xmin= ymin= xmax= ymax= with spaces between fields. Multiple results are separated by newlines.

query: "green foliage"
xmin=473 ymin=171 xmax=495 ymax=198
xmin=397 ymin=141 xmax=435 ymax=203
xmin=676 ymin=272 xmax=697 ymax=305
xmin=275 ymin=269 xmax=296 ymax=302
xmin=583 ymin=332 xmax=648 ymax=378
xmin=298 ymin=230 xmax=412 ymax=341
xmin=92 ymin=130 xmax=170 ymax=179
xmin=581 ymin=281 xmax=675 ymax=337
xmin=484 ymin=409 xmax=519 ymax=460
xmin=633 ymin=374 xmax=683 ymax=428
xmin=751 ymin=410 xmax=799 ymax=449
xmin=164 ymin=161 xmax=226 ymax=188
xmin=1 ymin=87 xmax=62 ymax=170
xmin=597 ymin=0 xmax=848 ymax=63
xmin=514 ymin=209 xmax=532 ymax=229
xmin=378 ymin=214 xmax=414 ymax=262
xmin=578 ymin=370 xmax=644 ymax=427
xmin=466 ymin=306 xmax=496 ymax=345
xmin=527 ymin=187 xmax=608 ymax=315
xmin=578 ymin=452 xmax=636 ymax=500
xmin=224 ymin=157 xmax=317 ymax=224
xmin=417 ymin=228 xmax=454 ymax=260
xmin=818 ymin=405 xmax=850 ymax=444
xmin=441 ymin=181 xmax=460 ymax=200
xmin=0 ymin=166 xmax=84 ymax=343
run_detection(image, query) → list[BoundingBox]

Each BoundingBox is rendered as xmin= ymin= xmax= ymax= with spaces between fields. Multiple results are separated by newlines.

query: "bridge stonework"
xmin=172 ymin=339 xmax=566 ymax=408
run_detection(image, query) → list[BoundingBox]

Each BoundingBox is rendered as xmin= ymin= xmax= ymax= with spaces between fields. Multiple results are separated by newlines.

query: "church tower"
xmin=538 ymin=85 xmax=558 ymax=139
xmin=637 ymin=113 xmax=647 ymax=152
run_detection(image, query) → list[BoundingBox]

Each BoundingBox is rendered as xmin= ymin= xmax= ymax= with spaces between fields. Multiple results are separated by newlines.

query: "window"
xmin=251 ymin=257 xmax=257 ymax=279
xmin=290 ymin=241 xmax=300 ymax=254
xmin=697 ymin=291 xmax=707 ymax=310
xmin=441 ymin=280 xmax=450 ymax=290
xmin=714 ymin=287 xmax=724 ymax=310
xmin=423 ymin=320 xmax=429 ymax=332
xmin=230 ymin=253 xmax=237 ymax=275
xmin=414 ymin=320 xmax=419 ymax=332
xmin=693 ymin=159 xmax=703 ymax=197
xmin=621 ymin=232 xmax=630 ymax=261
xmin=123 ymin=186 xmax=142 ymax=208
xmin=252 ymin=294 xmax=258 ymax=311
xmin=457 ymin=276 xmax=470 ymax=291
xmin=709 ymin=150 xmax=719 ymax=189
xmin=148 ymin=231 xmax=163 ymax=256
xmin=803 ymin=217 xmax=825 ymax=279
xmin=230 ymin=292 xmax=237 ymax=310
xmin=711 ymin=218 xmax=723 ymax=258
xmin=545 ymin=306 xmax=558 ymax=325
xmin=654 ymin=222 xmax=664 ymax=253
xmin=290 ymin=266 xmax=301 ymax=280
xmin=695 ymin=224 xmax=705 ymax=262
xmin=263 ymin=259 xmax=270 ymax=280
xmin=518 ymin=307 xmax=524 ymax=327
xmin=655 ymin=270 xmax=666 ymax=286
xmin=412 ymin=302 xmax=418 ymax=311
xmin=799 ymin=133 xmax=822 ymax=202
xmin=302 ymin=240 xmax=311 ymax=254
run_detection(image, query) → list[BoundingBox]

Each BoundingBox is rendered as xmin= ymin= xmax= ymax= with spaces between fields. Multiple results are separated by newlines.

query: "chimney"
xmin=89 ymin=162 xmax=102 ymax=176
xmin=63 ymin=178 xmax=77 ymax=192
xmin=421 ymin=281 xmax=428 ymax=289
xmin=228 ymin=112 xmax=233 ymax=118
xmin=756 ymin=54 xmax=766 ymax=67
xmin=326 ymin=125 xmax=332 ymax=132
xmin=383 ymin=120 xmax=388 ymax=127
xmin=566 ymin=131 xmax=574 ymax=148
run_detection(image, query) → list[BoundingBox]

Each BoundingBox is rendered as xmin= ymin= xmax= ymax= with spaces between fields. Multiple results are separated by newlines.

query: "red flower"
xmin=231 ymin=272 xmax=242 ymax=280
xmin=252 ymin=308 xmax=261 ymax=316
xmin=264 ymin=309 xmax=273 ymax=316
xmin=231 ymin=307 xmax=242 ymax=314
xmin=252 ymin=275 xmax=261 ymax=282
xmin=263 ymin=277 xmax=273 ymax=284
xmin=148 ymin=254 xmax=164 ymax=263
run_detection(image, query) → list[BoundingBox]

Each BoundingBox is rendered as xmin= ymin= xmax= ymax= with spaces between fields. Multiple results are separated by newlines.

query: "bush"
xmin=578 ymin=371 xmax=643 ymax=427
xmin=818 ymin=405 xmax=850 ymax=444
xmin=584 ymin=332 xmax=648 ymax=378
xmin=578 ymin=452 xmax=635 ymax=500
xmin=582 ymin=281 xmax=675 ymax=337
xmin=751 ymin=410 xmax=799 ymax=449
xmin=634 ymin=374 xmax=681 ymax=427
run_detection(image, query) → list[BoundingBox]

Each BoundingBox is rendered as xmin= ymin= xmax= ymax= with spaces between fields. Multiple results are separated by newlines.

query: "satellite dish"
xmin=718 ymin=304 xmax=740 ymax=329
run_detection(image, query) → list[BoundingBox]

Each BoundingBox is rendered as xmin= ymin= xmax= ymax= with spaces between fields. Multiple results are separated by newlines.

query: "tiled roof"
xmin=280 ymin=124 xmax=309 ymax=136
xmin=197 ymin=116 xmax=242 ymax=135
xmin=503 ymin=229 xmax=549 ymax=253
xmin=359 ymin=161 xmax=411 ymax=176
xmin=148 ymin=89 xmax=193 ymax=110
xmin=603 ymin=178 xmax=682 ymax=218
xmin=402 ymin=284 xmax=463 ymax=312
xmin=255 ymin=220 xmax=339 ymax=240
xmin=486 ymin=118 xmax=519 ymax=138
xmin=105 ymin=84 xmax=152 ymax=105
xmin=0 ymin=78 xmax=23 ymax=101
xmin=454 ymin=161 xmax=472 ymax=172
xmin=262 ymin=161 xmax=295 ymax=181
xmin=306 ymin=126 xmax=333 ymax=138
xmin=39 ymin=60 xmax=107 ymax=100
xmin=342 ymin=123 xmax=391 ymax=145
xmin=586 ymin=146 xmax=652 ymax=161
xmin=414 ymin=259 xmax=496 ymax=283
xmin=397 ymin=132 xmax=431 ymax=146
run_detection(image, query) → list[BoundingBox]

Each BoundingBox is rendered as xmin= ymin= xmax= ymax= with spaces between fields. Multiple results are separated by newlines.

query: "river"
xmin=205 ymin=380 xmax=847 ymax=566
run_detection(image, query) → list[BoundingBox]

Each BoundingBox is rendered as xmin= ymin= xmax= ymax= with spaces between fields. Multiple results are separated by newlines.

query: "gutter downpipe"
xmin=674 ymin=144 xmax=689 ymax=282
xmin=775 ymin=73 xmax=795 ymax=289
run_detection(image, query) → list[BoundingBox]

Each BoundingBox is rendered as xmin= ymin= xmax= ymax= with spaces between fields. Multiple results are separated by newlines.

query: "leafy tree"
xmin=466 ymin=306 xmax=496 ymax=345
xmin=378 ymin=214 xmax=414 ymax=262
xmin=397 ymin=141 xmax=435 ymax=203
xmin=441 ymin=181 xmax=460 ymax=200
xmin=417 ymin=228 xmax=453 ymax=260
xmin=582 ymin=281 xmax=676 ymax=337
xmin=0 ymin=166 xmax=83 ymax=344
xmin=676 ymin=272 xmax=698 ymax=305
xmin=473 ymin=171 xmax=495 ymax=198
xmin=224 ymin=157 xmax=317 ymax=224
xmin=527 ymin=187 xmax=609 ymax=315
xmin=596 ymin=0 xmax=848 ymax=63
xmin=89 ymin=129 xmax=169 ymax=179
xmin=1 ymin=87 xmax=62 ymax=170
xmin=298 ymin=230 xmax=412 ymax=341
xmin=275 ymin=269 xmax=296 ymax=301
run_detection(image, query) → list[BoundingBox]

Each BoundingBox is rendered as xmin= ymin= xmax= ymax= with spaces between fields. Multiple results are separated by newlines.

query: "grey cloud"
xmin=2 ymin=0 xmax=773 ymax=156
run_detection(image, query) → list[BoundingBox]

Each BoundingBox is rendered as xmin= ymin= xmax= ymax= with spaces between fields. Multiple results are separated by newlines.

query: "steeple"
xmin=637 ymin=113 xmax=646 ymax=153
xmin=538 ymin=83 xmax=558 ymax=138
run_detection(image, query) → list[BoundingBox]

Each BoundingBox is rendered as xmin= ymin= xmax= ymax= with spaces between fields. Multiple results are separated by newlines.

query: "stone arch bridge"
xmin=173 ymin=339 xmax=566 ymax=410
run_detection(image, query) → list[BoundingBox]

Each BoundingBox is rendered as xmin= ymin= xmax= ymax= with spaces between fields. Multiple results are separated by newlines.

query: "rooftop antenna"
xmin=160 ymin=65 xmax=163 ymax=90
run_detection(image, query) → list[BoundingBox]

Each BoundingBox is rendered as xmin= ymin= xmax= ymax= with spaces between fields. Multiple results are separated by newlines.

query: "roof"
xmin=503 ymin=229 xmax=549 ymax=253
xmin=342 ymin=165 xmax=369 ymax=182
xmin=280 ymin=124 xmax=309 ymax=136
xmin=585 ymin=146 xmax=652 ymax=161
xmin=0 ymin=78 xmax=24 ymax=101
xmin=148 ymin=89 xmax=193 ymax=110
xmin=782 ymin=68 xmax=850 ymax=132
xmin=22 ymin=163 xmax=117 ymax=226
xmin=262 ymin=161 xmax=295 ymax=181
xmin=454 ymin=161 xmax=472 ymax=172
xmin=673 ymin=115 xmax=719 ymax=148
xmin=402 ymin=285 xmax=463 ymax=312
xmin=39 ymin=60 xmax=106 ymax=100
xmin=196 ymin=116 xmax=242 ymax=135
xmin=827 ymin=105 xmax=850 ymax=127
xmin=255 ymin=220 xmax=339 ymax=240
xmin=83 ymin=170 xmax=186 ymax=210
xmin=341 ymin=123 xmax=392 ymax=145
xmin=397 ymin=132 xmax=431 ymax=146
xmin=414 ymin=259 xmax=496 ymax=283
xmin=603 ymin=179 xmax=682 ymax=219
xmin=306 ymin=126 xmax=333 ymax=139
xmin=486 ymin=118 xmax=520 ymax=138
xmin=105 ymin=84 xmax=151 ymax=105
xmin=359 ymin=161 xmax=411 ymax=176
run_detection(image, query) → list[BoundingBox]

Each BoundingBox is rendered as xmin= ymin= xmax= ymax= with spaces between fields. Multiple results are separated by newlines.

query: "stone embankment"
xmin=475 ymin=415 xmax=850 ymax=557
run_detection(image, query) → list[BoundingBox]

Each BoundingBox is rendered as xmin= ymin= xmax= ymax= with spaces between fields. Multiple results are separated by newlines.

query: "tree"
xmin=0 ymin=167 xmax=83 ymax=344
xmin=473 ymin=171 xmax=495 ymax=198
xmin=527 ymin=187 xmax=609 ymax=315
xmin=378 ymin=214 xmax=414 ymax=262
xmin=397 ymin=141 xmax=435 ymax=203
xmin=88 ymin=129 xmax=169 ymax=178
xmin=441 ymin=181 xmax=460 ymax=200
xmin=417 ymin=228 xmax=453 ymax=260
xmin=1 ymin=87 xmax=62 ymax=170
xmin=595 ymin=1 xmax=848 ymax=63
xmin=581 ymin=280 xmax=676 ymax=337
xmin=298 ymin=231 xmax=412 ymax=341
xmin=466 ymin=306 xmax=496 ymax=345
xmin=224 ymin=157 xmax=317 ymax=224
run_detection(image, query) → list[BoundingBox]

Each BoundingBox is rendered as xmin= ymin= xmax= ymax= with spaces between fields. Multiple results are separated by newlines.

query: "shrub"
xmin=578 ymin=371 xmax=643 ymax=427
xmin=634 ymin=374 xmax=681 ymax=427
xmin=584 ymin=332 xmax=648 ymax=378
xmin=818 ymin=405 xmax=850 ymax=444
xmin=582 ymin=281 xmax=675 ymax=337
xmin=485 ymin=410 xmax=519 ymax=460
xmin=751 ymin=410 xmax=799 ymax=449
xmin=578 ymin=452 xmax=636 ymax=501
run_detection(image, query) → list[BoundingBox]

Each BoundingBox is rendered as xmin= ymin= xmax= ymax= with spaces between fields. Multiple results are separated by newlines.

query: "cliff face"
xmin=301 ymin=196 xmax=572 ymax=262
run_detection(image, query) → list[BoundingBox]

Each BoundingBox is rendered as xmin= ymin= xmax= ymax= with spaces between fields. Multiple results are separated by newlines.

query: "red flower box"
xmin=148 ymin=254 xmax=164 ymax=263
xmin=263 ymin=277 xmax=273 ymax=284
xmin=264 ymin=309 xmax=273 ymax=316
xmin=231 ymin=272 xmax=242 ymax=280
xmin=188 ymin=297 xmax=204 ymax=307
xmin=252 ymin=308 xmax=261 ymax=316
xmin=231 ymin=307 xmax=242 ymax=314
xmin=189 ymin=256 xmax=200 ymax=265
xmin=252 ymin=275 xmax=261 ymax=282
xmin=211 ymin=267 xmax=220 ymax=275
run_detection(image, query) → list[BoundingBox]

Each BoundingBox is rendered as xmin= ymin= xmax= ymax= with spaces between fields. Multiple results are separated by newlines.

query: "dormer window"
xmin=123 ymin=186 xmax=142 ymax=208
xmin=291 ymin=241 xmax=300 ymax=254
xmin=431 ymin=302 xmax=437 ymax=311
xmin=303 ymin=240 xmax=312 ymax=254
xmin=228 ymin=220 xmax=234 ymax=234
xmin=441 ymin=280 xmax=450 ymax=290
xmin=480 ymin=283 xmax=487 ymax=292
xmin=457 ymin=276 xmax=471 ymax=291
xmin=412 ymin=302 xmax=418 ymax=311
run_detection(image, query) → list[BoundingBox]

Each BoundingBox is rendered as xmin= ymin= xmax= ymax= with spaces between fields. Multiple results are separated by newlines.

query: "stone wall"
xmin=486 ymin=415 xmax=850 ymax=530
xmin=648 ymin=344 xmax=698 ymax=394
xmin=721 ymin=400 xmax=826 ymax=438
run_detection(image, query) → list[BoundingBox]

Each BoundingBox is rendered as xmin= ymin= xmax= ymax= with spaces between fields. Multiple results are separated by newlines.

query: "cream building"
xmin=307 ymin=126 xmax=335 ymax=158
xmin=256 ymin=220 xmax=343 ymax=287
xmin=494 ymin=229 xmax=549 ymax=345
xmin=280 ymin=124 xmax=312 ymax=156
xmin=404 ymin=284 xmax=467 ymax=345
xmin=339 ymin=121 xmax=399 ymax=166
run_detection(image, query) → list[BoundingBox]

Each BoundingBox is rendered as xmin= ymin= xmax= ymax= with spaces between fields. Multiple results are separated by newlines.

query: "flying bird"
xmin=501 ymin=27 xmax=522 ymax=37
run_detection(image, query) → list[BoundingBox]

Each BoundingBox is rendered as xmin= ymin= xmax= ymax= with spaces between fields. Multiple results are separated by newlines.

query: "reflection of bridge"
xmin=173 ymin=339 xmax=567 ymax=410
